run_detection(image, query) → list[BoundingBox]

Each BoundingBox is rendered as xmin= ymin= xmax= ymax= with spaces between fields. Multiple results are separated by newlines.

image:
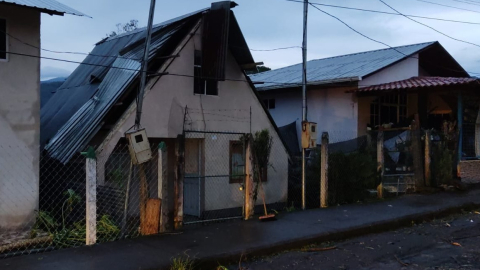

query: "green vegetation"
xmin=170 ymin=255 xmax=195 ymax=270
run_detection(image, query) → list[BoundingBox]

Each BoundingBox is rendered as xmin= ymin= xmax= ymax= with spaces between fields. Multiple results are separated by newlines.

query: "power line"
xmin=285 ymin=0 xmax=480 ymax=25
xmin=379 ymin=0 xmax=480 ymax=49
xmin=417 ymin=0 xmax=480 ymax=14
xmin=248 ymin=46 xmax=302 ymax=51
xmin=453 ymin=0 xmax=480 ymax=7
xmin=306 ymin=4 xmax=480 ymax=77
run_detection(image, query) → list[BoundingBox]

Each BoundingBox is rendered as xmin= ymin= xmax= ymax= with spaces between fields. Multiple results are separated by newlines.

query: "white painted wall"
xmin=0 ymin=4 xmax=40 ymax=230
xmin=360 ymin=54 xmax=419 ymax=87
xmin=99 ymin=24 xmax=289 ymax=211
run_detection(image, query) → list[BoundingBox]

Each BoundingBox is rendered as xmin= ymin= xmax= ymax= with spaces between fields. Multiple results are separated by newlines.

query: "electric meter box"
xmin=126 ymin=128 xmax=152 ymax=165
xmin=301 ymin=121 xmax=318 ymax=149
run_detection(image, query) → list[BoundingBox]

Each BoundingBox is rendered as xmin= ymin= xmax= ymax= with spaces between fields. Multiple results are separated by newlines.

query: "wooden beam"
xmin=377 ymin=131 xmax=384 ymax=199
xmin=320 ymin=132 xmax=329 ymax=208
xmin=174 ymin=135 xmax=185 ymax=230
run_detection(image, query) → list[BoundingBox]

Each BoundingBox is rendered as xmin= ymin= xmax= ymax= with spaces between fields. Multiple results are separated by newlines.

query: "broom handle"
xmin=259 ymin=170 xmax=268 ymax=216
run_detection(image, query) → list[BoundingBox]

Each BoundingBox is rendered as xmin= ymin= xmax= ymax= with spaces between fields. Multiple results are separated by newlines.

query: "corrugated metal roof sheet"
xmin=250 ymin=42 xmax=436 ymax=91
xmin=354 ymin=76 xmax=480 ymax=92
xmin=0 ymin=0 xmax=88 ymax=16
xmin=42 ymin=12 xmax=199 ymax=163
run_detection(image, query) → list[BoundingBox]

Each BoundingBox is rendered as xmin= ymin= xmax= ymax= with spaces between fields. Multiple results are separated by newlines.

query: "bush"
xmin=431 ymin=142 xmax=454 ymax=186
xmin=307 ymin=149 xmax=377 ymax=205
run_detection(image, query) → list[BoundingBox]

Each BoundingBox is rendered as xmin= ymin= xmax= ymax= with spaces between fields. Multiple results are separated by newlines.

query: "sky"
xmin=39 ymin=0 xmax=480 ymax=80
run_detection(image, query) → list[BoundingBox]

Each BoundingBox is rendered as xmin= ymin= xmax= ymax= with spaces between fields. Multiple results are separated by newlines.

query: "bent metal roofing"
xmin=0 ymin=0 xmax=88 ymax=16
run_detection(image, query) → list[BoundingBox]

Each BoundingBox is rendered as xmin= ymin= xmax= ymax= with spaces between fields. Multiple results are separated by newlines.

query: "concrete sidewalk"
xmin=3 ymin=189 xmax=480 ymax=270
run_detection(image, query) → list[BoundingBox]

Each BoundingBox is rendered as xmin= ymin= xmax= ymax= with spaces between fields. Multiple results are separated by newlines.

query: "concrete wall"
xmin=99 ymin=24 xmax=289 ymax=211
xmin=0 ymin=4 xmax=40 ymax=230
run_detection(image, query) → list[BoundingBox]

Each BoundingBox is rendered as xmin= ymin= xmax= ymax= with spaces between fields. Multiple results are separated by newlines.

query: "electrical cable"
xmin=379 ymin=0 xmax=480 ymax=49
xmin=285 ymin=0 xmax=480 ymax=24
xmin=417 ymin=0 xmax=480 ymax=14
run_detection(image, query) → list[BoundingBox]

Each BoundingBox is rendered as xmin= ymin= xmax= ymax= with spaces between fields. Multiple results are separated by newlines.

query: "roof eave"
xmin=256 ymin=76 xmax=360 ymax=91
xmin=0 ymin=1 xmax=90 ymax=17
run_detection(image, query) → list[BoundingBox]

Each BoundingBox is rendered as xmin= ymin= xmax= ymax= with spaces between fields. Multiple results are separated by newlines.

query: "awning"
xmin=352 ymin=77 xmax=480 ymax=93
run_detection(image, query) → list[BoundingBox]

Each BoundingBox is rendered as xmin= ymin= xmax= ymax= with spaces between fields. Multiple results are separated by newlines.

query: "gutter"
xmin=255 ymin=76 xmax=360 ymax=91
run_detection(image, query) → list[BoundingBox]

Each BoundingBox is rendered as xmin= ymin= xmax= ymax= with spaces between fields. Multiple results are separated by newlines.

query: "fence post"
xmin=244 ymin=135 xmax=254 ymax=220
xmin=174 ymin=135 xmax=185 ymax=230
xmin=320 ymin=132 xmax=329 ymax=208
xmin=424 ymin=130 xmax=432 ymax=187
xmin=83 ymin=147 xmax=97 ymax=245
xmin=158 ymin=142 xmax=169 ymax=233
xmin=377 ymin=131 xmax=384 ymax=199
xmin=411 ymin=114 xmax=425 ymax=190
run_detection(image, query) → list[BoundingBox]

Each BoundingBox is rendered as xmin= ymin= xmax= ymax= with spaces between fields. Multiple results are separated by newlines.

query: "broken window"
xmin=194 ymin=50 xmax=218 ymax=96
xmin=370 ymin=93 xmax=407 ymax=127
xmin=0 ymin=19 xmax=6 ymax=60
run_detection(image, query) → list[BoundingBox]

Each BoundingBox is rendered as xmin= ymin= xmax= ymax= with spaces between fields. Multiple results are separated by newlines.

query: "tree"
xmin=245 ymin=65 xmax=271 ymax=75
xmin=107 ymin=20 xmax=139 ymax=37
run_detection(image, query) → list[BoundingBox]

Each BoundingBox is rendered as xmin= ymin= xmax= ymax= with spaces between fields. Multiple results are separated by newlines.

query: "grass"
xmin=170 ymin=255 xmax=195 ymax=270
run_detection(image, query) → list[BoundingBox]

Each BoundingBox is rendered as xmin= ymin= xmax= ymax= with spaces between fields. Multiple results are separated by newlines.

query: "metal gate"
xmin=183 ymin=131 xmax=247 ymax=224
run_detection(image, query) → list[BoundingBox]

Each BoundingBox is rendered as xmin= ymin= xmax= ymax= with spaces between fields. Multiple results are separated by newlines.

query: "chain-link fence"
xmin=0 ymin=141 xmax=161 ymax=258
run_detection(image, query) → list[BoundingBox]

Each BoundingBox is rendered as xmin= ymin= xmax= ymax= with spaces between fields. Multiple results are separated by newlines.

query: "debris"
xmin=445 ymin=223 xmax=451 ymax=227
xmin=395 ymin=255 xmax=409 ymax=266
xmin=366 ymin=247 xmax=374 ymax=250
xmin=304 ymin=246 xmax=337 ymax=252
xmin=388 ymin=205 xmax=393 ymax=207
xmin=451 ymin=242 xmax=462 ymax=247
xmin=474 ymin=211 xmax=480 ymax=215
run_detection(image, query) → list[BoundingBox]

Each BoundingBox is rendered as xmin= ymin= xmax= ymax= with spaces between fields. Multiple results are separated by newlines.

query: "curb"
xmin=186 ymin=201 xmax=480 ymax=270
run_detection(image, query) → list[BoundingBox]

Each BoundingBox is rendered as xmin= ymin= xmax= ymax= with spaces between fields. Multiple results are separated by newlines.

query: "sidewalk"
xmin=3 ymin=189 xmax=480 ymax=270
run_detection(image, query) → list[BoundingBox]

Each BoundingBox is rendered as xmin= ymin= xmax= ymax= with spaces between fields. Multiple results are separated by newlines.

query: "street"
xmin=232 ymin=210 xmax=480 ymax=270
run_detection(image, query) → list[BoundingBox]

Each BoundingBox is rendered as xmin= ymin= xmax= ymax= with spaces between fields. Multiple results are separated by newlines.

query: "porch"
xmin=355 ymin=76 xmax=480 ymax=184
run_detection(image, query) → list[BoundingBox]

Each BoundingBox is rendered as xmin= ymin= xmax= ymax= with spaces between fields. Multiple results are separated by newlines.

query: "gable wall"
xmin=0 ymin=4 xmax=40 ymax=230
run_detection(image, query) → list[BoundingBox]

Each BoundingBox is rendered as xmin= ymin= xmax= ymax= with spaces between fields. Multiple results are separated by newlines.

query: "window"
xmin=194 ymin=50 xmax=218 ymax=95
xmin=229 ymin=141 xmax=245 ymax=183
xmin=0 ymin=19 xmax=6 ymax=60
xmin=263 ymin=99 xmax=275 ymax=109
xmin=370 ymin=93 xmax=407 ymax=127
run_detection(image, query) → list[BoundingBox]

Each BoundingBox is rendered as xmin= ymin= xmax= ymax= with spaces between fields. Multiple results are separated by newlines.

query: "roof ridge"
xmin=309 ymin=41 xmax=436 ymax=62
xmin=250 ymin=41 xmax=436 ymax=79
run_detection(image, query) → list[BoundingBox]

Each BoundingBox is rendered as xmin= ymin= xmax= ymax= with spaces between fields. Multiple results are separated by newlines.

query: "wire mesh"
xmin=0 ymin=141 xmax=161 ymax=258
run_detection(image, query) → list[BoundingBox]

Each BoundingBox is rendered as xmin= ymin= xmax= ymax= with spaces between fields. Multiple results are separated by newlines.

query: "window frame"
xmin=263 ymin=98 xmax=276 ymax=110
xmin=0 ymin=17 xmax=8 ymax=62
xmin=193 ymin=49 xmax=218 ymax=96
xmin=370 ymin=93 xmax=407 ymax=127
xmin=229 ymin=140 xmax=245 ymax=183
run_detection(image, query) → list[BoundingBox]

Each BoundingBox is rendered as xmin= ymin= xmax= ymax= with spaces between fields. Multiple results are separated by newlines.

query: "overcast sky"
xmin=40 ymin=0 xmax=480 ymax=80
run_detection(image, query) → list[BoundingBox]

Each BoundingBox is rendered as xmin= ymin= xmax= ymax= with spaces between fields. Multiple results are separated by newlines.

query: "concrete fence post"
xmin=83 ymin=147 xmax=97 ymax=245
xmin=424 ymin=130 xmax=432 ymax=187
xmin=158 ymin=142 xmax=169 ymax=233
xmin=244 ymin=135 xmax=254 ymax=220
xmin=174 ymin=135 xmax=185 ymax=230
xmin=320 ymin=132 xmax=329 ymax=208
xmin=377 ymin=131 xmax=384 ymax=199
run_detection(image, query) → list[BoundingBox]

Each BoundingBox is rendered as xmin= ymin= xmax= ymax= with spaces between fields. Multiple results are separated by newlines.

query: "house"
xmin=0 ymin=0 xmax=87 ymax=230
xmin=251 ymin=41 xmax=480 ymax=184
xmin=40 ymin=1 xmax=289 ymax=227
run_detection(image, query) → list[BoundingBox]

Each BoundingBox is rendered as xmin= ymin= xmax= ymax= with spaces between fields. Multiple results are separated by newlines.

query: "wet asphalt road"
xmin=231 ymin=210 xmax=480 ymax=270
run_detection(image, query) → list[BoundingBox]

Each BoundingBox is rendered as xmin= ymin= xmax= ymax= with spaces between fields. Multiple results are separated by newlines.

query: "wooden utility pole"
xmin=158 ymin=142 xmax=169 ymax=232
xmin=244 ymin=136 xmax=254 ymax=219
xmin=174 ymin=135 xmax=185 ymax=230
xmin=424 ymin=129 xmax=432 ymax=187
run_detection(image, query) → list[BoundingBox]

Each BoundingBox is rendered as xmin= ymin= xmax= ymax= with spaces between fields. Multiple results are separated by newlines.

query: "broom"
xmin=257 ymin=167 xmax=275 ymax=221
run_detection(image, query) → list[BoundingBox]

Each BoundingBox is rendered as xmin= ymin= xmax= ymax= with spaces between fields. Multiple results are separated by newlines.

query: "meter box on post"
xmin=126 ymin=129 xmax=152 ymax=164
xmin=301 ymin=121 xmax=318 ymax=149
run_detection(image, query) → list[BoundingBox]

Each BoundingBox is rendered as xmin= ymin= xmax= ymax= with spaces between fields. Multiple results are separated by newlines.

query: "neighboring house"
xmin=252 ymin=42 xmax=480 ymax=183
xmin=41 ymin=1 xmax=289 ymax=224
xmin=0 ymin=0 xmax=87 ymax=230
xmin=251 ymin=41 xmax=469 ymax=145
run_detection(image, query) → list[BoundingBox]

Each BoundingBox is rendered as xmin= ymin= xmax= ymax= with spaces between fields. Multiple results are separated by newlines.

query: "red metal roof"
xmin=355 ymin=77 xmax=479 ymax=92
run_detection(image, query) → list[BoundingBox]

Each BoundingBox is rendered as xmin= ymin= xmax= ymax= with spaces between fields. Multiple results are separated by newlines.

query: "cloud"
xmin=40 ymin=66 xmax=71 ymax=81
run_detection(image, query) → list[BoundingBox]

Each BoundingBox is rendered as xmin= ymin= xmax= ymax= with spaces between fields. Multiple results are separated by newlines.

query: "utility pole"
xmin=135 ymin=0 xmax=157 ymax=128
xmin=301 ymin=0 xmax=308 ymax=210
